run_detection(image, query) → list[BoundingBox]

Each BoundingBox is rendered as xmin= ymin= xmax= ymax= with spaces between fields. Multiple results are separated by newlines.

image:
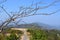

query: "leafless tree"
xmin=0 ymin=0 xmax=60 ymax=32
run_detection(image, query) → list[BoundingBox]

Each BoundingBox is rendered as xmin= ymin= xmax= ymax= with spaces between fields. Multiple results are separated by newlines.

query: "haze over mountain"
xmin=7 ymin=22 xmax=60 ymax=30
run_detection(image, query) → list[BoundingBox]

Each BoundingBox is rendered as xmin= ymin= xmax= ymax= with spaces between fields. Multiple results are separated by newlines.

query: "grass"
xmin=0 ymin=28 xmax=23 ymax=40
xmin=27 ymin=28 xmax=60 ymax=40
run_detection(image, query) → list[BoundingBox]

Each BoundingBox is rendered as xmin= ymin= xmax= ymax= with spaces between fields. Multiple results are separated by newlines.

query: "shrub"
xmin=6 ymin=33 xmax=18 ymax=40
xmin=0 ymin=33 xmax=5 ymax=40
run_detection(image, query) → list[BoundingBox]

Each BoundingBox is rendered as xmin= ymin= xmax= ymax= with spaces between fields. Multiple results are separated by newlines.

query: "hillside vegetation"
xmin=0 ymin=28 xmax=23 ymax=40
xmin=0 ymin=23 xmax=60 ymax=40
xmin=27 ymin=28 xmax=60 ymax=40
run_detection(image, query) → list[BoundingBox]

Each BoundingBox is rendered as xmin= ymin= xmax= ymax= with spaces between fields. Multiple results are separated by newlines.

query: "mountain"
xmin=7 ymin=22 xmax=60 ymax=30
xmin=9 ymin=23 xmax=54 ymax=30
xmin=37 ymin=23 xmax=55 ymax=29
xmin=53 ymin=26 xmax=60 ymax=30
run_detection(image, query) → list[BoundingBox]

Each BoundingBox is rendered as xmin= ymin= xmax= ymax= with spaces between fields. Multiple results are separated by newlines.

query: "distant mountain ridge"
xmin=0 ymin=22 xmax=57 ymax=30
xmin=7 ymin=22 xmax=60 ymax=30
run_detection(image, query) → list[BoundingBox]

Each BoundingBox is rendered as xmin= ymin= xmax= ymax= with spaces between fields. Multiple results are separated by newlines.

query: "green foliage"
xmin=0 ymin=28 xmax=23 ymax=40
xmin=27 ymin=29 xmax=48 ymax=40
xmin=0 ymin=33 xmax=5 ymax=40
xmin=5 ymin=29 xmax=23 ymax=34
xmin=27 ymin=29 xmax=60 ymax=40
xmin=5 ymin=33 xmax=18 ymax=40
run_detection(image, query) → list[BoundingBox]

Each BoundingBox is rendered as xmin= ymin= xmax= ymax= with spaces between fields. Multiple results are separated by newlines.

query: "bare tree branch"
xmin=0 ymin=0 xmax=60 ymax=32
xmin=0 ymin=0 xmax=7 ymax=4
xmin=0 ymin=6 xmax=11 ymax=17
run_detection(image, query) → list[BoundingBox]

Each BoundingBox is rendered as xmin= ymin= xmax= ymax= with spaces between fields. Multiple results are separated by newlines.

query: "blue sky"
xmin=0 ymin=0 xmax=60 ymax=26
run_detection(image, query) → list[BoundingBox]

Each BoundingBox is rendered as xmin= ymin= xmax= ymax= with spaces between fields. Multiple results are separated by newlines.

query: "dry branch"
xmin=0 ymin=0 xmax=60 ymax=32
